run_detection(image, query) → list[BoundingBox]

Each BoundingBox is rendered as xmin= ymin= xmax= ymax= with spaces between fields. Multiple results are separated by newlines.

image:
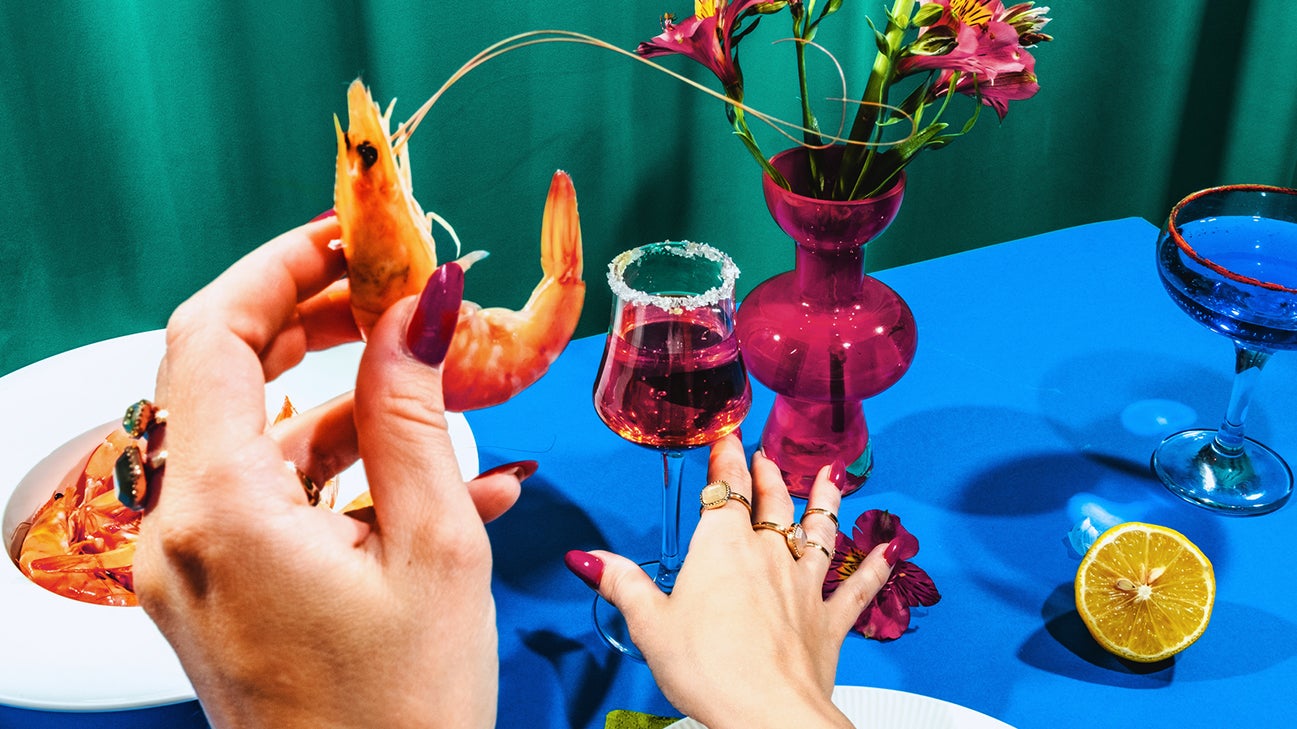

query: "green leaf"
xmin=878 ymin=78 xmax=932 ymax=127
xmin=870 ymin=23 xmax=890 ymax=56
xmin=894 ymin=121 xmax=948 ymax=161
xmin=958 ymin=101 xmax=982 ymax=134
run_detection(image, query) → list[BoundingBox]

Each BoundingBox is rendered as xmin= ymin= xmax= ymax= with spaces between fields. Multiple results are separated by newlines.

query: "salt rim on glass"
xmin=607 ymin=241 xmax=740 ymax=312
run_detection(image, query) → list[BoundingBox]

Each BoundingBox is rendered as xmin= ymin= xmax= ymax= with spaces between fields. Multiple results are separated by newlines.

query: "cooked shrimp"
xmin=333 ymin=78 xmax=585 ymax=411
xmin=15 ymin=429 xmax=139 ymax=606
xmin=12 ymin=399 xmax=327 ymax=606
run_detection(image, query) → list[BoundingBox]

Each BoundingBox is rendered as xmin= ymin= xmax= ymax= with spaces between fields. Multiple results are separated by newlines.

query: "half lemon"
xmin=1074 ymin=522 xmax=1215 ymax=662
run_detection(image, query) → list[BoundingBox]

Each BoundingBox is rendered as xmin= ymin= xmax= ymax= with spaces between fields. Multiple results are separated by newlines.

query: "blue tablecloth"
xmin=6 ymin=217 xmax=1297 ymax=727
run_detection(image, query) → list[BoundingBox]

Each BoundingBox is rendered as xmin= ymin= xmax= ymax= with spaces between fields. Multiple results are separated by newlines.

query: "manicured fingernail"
xmin=478 ymin=460 xmax=539 ymax=482
xmin=310 ymin=208 xmax=337 ymax=221
xmin=564 ymin=550 xmax=604 ymax=590
xmin=405 ymin=263 xmax=463 ymax=367
xmin=828 ymin=459 xmax=846 ymax=488
xmin=884 ymin=539 xmax=903 ymax=567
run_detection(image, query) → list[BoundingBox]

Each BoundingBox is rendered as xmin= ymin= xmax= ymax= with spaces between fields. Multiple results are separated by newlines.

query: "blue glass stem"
xmin=655 ymin=450 xmax=685 ymax=593
xmin=1214 ymin=345 xmax=1272 ymax=456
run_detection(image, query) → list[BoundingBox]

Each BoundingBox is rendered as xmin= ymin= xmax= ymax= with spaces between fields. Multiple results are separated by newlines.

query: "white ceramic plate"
xmin=0 ymin=330 xmax=477 ymax=710
xmin=669 ymin=686 xmax=1015 ymax=729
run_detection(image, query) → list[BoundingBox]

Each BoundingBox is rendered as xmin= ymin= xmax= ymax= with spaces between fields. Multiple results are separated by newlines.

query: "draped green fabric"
xmin=3 ymin=1 xmax=1295 ymax=376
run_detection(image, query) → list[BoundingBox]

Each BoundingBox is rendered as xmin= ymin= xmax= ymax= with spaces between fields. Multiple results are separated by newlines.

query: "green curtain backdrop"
xmin=3 ymin=1 xmax=1295 ymax=377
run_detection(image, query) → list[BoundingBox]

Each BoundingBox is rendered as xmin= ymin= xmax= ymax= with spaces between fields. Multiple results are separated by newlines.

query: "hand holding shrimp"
xmin=12 ymin=75 xmax=581 ymax=603
xmin=133 ymin=217 xmax=519 ymax=728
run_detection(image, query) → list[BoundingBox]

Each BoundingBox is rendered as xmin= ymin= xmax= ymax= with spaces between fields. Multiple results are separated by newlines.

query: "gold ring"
xmin=122 ymin=399 xmax=168 ymax=438
xmin=801 ymin=507 xmax=839 ymax=528
xmin=699 ymin=480 xmax=752 ymax=515
xmin=806 ymin=540 xmax=835 ymax=560
xmin=753 ymin=521 xmax=807 ymax=559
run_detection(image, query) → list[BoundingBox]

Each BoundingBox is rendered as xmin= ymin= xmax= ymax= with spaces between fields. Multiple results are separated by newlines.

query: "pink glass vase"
xmin=735 ymin=146 xmax=917 ymax=497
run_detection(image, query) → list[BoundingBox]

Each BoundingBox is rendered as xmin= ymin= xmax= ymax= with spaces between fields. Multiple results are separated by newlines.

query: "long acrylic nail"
xmin=405 ymin=263 xmax=463 ymax=366
xmin=477 ymin=460 xmax=539 ymax=482
xmin=310 ymin=208 xmax=337 ymax=222
xmin=828 ymin=459 xmax=846 ymax=488
xmin=884 ymin=539 xmax=903 ymax=567
xmin=564 ymin=550 xmax=604 ymax=590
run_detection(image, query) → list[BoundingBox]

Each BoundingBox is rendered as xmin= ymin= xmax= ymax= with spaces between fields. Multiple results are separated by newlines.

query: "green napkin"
xmin=604 ymin=709 xmax=681 ymax=729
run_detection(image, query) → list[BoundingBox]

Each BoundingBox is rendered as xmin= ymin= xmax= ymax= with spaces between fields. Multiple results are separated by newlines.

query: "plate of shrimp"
xmin=0 ymin=332 xmax=479 ymax=710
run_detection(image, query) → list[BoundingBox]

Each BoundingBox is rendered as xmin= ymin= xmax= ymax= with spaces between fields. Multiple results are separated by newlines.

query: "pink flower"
xmin=897 ymin=0 xmax=1048 ymax=120
xmin=823 ymin=510 xmax=941 ymax=641
xmin=898 ymin=0 xmax=1031 ymax=82
xmin=935 ymin=65 xmax=1038 ymax=120
xmin=635 ymin=0 xmax=781 ymax=94
xmin=1003 ymin=2 xmax=1053 ymax=46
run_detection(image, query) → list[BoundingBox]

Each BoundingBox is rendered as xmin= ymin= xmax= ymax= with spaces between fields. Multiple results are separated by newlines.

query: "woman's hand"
xmin=134 ymin=217 xmax=518 ymax=729
xmin=567 ymin=434 xmax=896 ymax=728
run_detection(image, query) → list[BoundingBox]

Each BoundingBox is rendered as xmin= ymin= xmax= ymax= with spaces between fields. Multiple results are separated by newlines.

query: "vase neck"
xmin=796 ymin=243 xmax=865 ymax=304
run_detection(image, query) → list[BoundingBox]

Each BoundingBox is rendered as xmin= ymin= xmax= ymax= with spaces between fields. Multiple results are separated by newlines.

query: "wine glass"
xmin=591 ymin=241 xmax=750 ymax=658
xmin=1153 ymin=184 xmax=1297 ymax=515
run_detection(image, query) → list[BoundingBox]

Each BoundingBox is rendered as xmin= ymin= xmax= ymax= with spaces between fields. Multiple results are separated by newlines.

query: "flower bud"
xmin=904 ymin=26 xmax=957 ymax=57
xmin=911 ymin=2 xmax=944 ymax=27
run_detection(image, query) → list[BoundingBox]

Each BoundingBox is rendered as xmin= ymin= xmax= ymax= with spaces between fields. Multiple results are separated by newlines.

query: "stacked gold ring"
xmin=801 ymin=507 xmax=839 ymax=528
xmin=805 ymin=540 xmax=835 ymax=560
xmin=753 ymin=521 xmax=808 ymax=559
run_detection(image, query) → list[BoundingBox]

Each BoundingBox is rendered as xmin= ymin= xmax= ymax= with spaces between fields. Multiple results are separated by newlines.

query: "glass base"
xmin=1152 ymin=429 xmax=1293 ymax=516
xmin=593 ymin=561 xmax=661 ymax=662
xmin=593 ymin=593 xmax=644 ymax=662
xmin=760 ymin=395 xmax=871 ymax=499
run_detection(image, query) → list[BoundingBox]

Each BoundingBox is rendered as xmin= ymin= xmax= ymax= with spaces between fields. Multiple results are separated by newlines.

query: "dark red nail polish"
xmin=564 ymin=550 xmax=604 ymax=590
xmin=884 ymin=539 xmax=903 ymax=567
xmin=310 ymin=208 xmax=337 ymax=221
xmin=828 ymin=459 xmax=846 ymax=488
xmin=405 ymin=263 xmax=463 ymax=367
xmin=478 ymin=460 xmax=539 ymax=482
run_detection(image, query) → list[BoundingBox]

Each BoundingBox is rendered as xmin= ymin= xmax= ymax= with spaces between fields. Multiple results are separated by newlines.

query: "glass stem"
xmin=655 ymin=450 xmax=685 ymax=593
xmin=1214 ymin=345 xmax=1272 ymax=456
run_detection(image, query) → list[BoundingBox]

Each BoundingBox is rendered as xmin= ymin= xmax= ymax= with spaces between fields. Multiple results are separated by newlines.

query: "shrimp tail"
xmin=540 ymin=170 xmax=584 ymax=287
xmin=441 ymin=171 xmax=586 ymax=412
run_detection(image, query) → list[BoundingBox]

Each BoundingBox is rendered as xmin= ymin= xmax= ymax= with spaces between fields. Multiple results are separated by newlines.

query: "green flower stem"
xmin=789 ymin=2 xmax=827 ymax=196
xmin=838 ymin=0 xmax=914 ymax=199
xmin=731 ymin=104 xmax=788 ymax=189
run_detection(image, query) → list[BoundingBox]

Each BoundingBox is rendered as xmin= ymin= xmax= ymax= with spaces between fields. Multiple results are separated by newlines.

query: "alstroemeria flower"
xmin=1003 ymin=2 xmax=1053 ymax=46
xmin=896 ymin=0 xmax=1034 ymax=84
xmin=823 ymin=510 xmax=941 ymax=641
xmin=935 ymin=64 xmax=1038 ymax=120
xmin=636 ymin=0 xmax=783 ymax=95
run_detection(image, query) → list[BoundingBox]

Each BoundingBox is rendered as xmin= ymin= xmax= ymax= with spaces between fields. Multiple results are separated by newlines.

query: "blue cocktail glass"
xmin=1154 ymin=185 xmax=1297 ymax=515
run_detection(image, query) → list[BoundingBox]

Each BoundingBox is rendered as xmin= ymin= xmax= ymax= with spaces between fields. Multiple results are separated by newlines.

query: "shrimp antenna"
xmin=389 ymin=30 xmax=915 ymax=157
